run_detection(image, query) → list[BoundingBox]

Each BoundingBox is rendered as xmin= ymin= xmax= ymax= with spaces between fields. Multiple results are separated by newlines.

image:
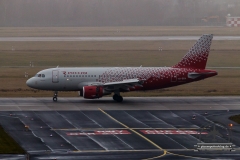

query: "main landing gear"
xmin=53 ymin=91 xmax=58 ymax=102
xmin=113 ymin=94 xmax=123 ymax=102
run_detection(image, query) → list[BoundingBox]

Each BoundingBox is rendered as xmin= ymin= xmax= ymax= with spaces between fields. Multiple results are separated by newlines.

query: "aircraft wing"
xmin=87 ymin=78 xmax=144 ymax=92
xmin=103 ymin=78 xmax=145 ymax=92
xmin=104 ymin=78 xmax=143 ymax=86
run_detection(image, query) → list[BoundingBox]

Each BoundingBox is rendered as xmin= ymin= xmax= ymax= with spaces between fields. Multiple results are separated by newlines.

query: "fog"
xmin=0 ymin=0 xmax=239 ymax=27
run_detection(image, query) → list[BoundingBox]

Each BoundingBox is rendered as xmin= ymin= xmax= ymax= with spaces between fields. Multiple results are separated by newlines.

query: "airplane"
xmin=26 ymin=34 xmax=217 ymax=102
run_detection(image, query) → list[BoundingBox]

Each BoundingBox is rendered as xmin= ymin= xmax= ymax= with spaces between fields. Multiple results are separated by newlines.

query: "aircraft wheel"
xmin=113 ymin=94 xmax=123 ymax=102
xmin=113 ymin=94 xmax=117 ymax=101
xmin=118 ymin=96 xmax=123 ymax=102
xmin=53 ymin=97 xmax=57 ymax=102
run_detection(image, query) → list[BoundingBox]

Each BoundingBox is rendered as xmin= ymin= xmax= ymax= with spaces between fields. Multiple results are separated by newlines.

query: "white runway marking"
xmin=1 ymin=36 xmax=240 ymax=41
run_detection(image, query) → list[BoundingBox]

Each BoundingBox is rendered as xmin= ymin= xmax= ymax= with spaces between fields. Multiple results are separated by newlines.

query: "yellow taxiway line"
xmin=98 ymin=108 xmax=210 ymax=160
xmin=98 ymin=108 xmax=167 ymax=159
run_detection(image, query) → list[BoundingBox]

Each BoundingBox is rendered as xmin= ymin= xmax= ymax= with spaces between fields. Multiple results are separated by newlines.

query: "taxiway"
xmin=0 ymin=96 xmax=240 ymax=111
xmin=0 ymin=97 xmax=240 ymax=159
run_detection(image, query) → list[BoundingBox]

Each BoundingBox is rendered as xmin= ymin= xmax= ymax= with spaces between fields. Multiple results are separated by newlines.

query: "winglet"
xmin=172 ymin=34 xmax=213 ymax=69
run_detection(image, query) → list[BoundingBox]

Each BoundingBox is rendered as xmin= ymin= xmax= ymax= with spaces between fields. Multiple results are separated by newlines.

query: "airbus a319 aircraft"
xmin=26 ymin=34 xmax=217 ymax=102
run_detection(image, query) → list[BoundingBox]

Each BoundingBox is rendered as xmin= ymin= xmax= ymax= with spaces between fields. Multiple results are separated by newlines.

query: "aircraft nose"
xmin=26 ymin=78 xmax=35 ymax=88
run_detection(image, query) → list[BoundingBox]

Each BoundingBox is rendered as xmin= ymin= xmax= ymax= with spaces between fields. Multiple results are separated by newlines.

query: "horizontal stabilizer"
xmin=188 ymin=72 xmax=217 ymax=79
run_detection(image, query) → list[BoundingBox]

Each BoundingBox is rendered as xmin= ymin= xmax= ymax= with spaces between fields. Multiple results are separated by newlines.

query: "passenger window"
xmin=73 ymin=75 xmax=75 ymax=77
xmin=85 ymin=75 xmax=87 ymax=77
xmin=88 ymin=75 xmax=90 ymax=77
xmin=70 ymin=75 xmax=72 ymax=77
xmin=76 ymin=75 xmax=78 ymax=77
xmin=94 ymin=75 xmax=96 ymax=77
xmin=91 ymin=75 xmax=93 ymax=77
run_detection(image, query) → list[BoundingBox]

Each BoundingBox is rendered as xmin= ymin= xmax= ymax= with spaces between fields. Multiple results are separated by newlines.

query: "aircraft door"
xmin=52 ymin=70 xmax=59 ymax=83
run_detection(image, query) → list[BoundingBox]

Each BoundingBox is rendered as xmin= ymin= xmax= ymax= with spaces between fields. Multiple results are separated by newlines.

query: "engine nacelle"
xmin=83 ymin=86 xmax=103 ymax=99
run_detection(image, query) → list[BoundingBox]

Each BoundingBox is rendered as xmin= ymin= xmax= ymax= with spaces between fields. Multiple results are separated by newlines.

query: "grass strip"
xmin=0 ymin=125 xmax=25 ymax=154
xmin=229 ymin=115 xmax=240 ymax=124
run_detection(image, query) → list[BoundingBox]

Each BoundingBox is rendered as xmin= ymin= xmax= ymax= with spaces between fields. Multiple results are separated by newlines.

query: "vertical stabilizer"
xmin=172 ymin=34 xmax=213 ymax=69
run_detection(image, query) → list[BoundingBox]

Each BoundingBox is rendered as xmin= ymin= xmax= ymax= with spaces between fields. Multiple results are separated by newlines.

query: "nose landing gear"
xmin=53 ymin=91 xmax=58 ymax=102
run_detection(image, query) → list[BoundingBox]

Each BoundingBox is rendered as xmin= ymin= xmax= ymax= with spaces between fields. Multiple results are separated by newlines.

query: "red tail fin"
xmin=172 ymin=34 xmax=213 ymax=69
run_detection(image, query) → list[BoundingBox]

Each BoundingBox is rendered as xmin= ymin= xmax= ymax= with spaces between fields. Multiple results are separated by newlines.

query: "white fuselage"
xmin=26 ymin=66 xmax=216 ymax=92
xmin=27 ymin=67 xmax=176 ymax=91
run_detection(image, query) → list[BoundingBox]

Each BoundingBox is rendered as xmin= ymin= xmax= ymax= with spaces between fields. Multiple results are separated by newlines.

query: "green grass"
xmin=1 ymin=41 xmax=240 ymax=67
xmin=0 ymin=126 xmax=25 ymax=154
xmin=229 ymin=115 xmax=240 ymax=124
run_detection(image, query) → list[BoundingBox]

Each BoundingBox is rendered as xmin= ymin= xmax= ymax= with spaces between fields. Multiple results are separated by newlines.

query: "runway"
xmin=0 ymin=97 xmax=240 ymax=159
xmin=0 ymin=97 xmax=240 ymax=111
xmin=1 ymin=36 xmax=240 ymax=41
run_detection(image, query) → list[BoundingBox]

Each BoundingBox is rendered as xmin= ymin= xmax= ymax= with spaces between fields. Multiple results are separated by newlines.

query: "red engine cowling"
xmin=83 ymin=86 xmax=103 ymax=99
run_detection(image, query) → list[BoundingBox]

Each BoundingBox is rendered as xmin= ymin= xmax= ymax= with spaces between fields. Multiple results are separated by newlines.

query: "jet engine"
xmin=83 ymin=86 xmax=103 ymax=99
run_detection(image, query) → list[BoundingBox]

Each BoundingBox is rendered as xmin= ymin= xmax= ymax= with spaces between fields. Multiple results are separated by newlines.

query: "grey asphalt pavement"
xmin=0 ymin=97 xmax=240 ymax=159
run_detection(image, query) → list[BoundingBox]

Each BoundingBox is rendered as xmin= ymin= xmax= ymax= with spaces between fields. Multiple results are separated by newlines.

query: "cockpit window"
xmin=35 ymin=74 xmax=45 ymax=78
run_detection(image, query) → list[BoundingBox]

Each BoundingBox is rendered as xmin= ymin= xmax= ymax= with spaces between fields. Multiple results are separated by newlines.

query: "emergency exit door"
xmin=52 ymin=70 xmax=59 ymax=83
